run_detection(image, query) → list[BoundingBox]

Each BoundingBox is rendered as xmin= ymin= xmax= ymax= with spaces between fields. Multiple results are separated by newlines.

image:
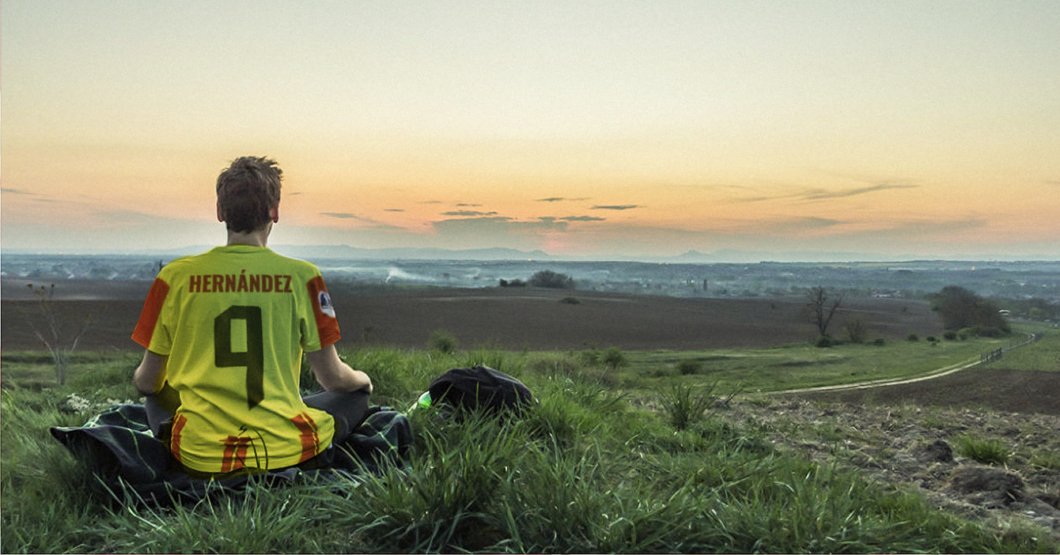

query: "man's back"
xmin=133 ymin=245 xmax=339 ymax=473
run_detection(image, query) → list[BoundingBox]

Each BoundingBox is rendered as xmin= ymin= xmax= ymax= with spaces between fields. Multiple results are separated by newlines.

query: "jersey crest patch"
xmin=317 ymin=291 xmax=336 ymax=318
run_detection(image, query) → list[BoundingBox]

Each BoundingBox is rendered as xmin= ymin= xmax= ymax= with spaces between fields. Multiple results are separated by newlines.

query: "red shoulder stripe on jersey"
xmin=132 ymin=278 xmax=171 ymax=348
xmin=307 ymin=276 xmax=341 ymax=347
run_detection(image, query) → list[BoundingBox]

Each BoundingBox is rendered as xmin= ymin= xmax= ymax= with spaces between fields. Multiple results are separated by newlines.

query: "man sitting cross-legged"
xmin=131 ymin=156 xmax=372 ymax=479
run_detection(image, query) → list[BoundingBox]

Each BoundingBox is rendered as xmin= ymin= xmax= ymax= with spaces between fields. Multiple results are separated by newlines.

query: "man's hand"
xmin=306 ymin=345 xmax=372 ymax=394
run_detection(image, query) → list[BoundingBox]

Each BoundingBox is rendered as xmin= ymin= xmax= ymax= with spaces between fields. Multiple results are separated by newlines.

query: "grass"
xmin=991 ymin=327 xmax=1060 ymax=372
xmin=660 ymin=382 xmax=726 ymax=431
xmin=956 ymin=434 xmax=1011 ymax=466
xmin=2 ymin=346 xmax=1057 ymax=553
xmin=618 ymin=335 xmax=1007 ymax=394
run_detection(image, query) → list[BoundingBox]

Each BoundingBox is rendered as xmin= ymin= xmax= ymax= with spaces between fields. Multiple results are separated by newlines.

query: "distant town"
xmin=4 ymin=253 xmax=1058 ymax=312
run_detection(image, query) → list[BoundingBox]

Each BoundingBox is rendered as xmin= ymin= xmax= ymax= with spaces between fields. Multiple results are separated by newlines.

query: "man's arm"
xmin=306 ymin=344 xmax=372 ymax=394
xmin=133 ymin=350 xmax=167 ymax=396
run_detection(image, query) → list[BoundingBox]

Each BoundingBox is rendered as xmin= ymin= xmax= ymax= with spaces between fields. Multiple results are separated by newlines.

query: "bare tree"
xmin=806 ymin=286 xmax=843 ymax=339
xmin=25 ymin=283 xmax=92 ymax=385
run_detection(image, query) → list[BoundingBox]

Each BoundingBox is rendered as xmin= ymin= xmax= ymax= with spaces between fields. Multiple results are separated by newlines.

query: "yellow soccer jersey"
xmin=132 ymin=245 xmax=341 ymax=474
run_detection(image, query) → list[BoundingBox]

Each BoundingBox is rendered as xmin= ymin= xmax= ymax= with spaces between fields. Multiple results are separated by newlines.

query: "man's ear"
xmin=216 ymin=200 xmax=225 ymax=223
xmin=270 ymin=203 xmax=280 ymax=223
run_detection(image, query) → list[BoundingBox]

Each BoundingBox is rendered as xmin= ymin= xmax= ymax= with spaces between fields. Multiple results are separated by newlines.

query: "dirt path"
xmin=775 ymin=333 xmax=1041 ymax=396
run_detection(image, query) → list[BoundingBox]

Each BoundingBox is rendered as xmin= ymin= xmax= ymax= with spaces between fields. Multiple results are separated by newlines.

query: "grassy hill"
xmin=3 ymin=337 xmax=1058 ymax=553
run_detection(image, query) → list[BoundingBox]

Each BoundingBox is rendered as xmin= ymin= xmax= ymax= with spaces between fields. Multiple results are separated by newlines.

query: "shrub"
xmin=602 ymin=347 xmax=627 ymax=370
xmin=872 ymin=338 xmax=886 ymax=347
xmin=578 ymin=343 xmax=601 ymax=366
xmin=907 ymin=333 xmax=919 ymax=342
xmin=559 ymin=296 xmax=580 ymax=305
xmin=660 ymin=384 xmax=715 ymax=431
xmin=677 ymin=359 xmax=701 ymax=375
xmin=930 ymin=286 xmax=1010 ymax=334
xmin=943 ymin=331 xmax=958 ymax=341
xmin=956 ymin=434 xmax=1010 ymax=466
xmin=976 ymin=326 xmax=1006 ymax=338
xmin=429 ymin=329 xmax=458 ymax=354
xmin=528 ymin=270 xmax=574 ymax=289
xmin=815 ymin=334 xmax=834 ymax=348
xmin=22 ymin=283 xmax=92 ymax=385
xmin=844 ymin=319 xmax=868 ymax=344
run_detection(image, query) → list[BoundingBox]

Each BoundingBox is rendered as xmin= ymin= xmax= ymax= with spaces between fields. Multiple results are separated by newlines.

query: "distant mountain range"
xmin=269 ymin=245 xmax=557 ymax=261
xmin=4 ymin=244 xmax=1055 ymax=264
xmin=120 ymin=245 xmax=882 ymax=263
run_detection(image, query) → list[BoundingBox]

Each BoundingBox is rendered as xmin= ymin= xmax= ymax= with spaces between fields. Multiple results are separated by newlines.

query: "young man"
xmin=131 ymin=156 xmax=372 ymax=478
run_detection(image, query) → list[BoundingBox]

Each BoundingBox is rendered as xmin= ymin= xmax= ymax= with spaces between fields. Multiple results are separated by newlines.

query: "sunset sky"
xmin=3 ymin=1 xmax=1059 ymax=260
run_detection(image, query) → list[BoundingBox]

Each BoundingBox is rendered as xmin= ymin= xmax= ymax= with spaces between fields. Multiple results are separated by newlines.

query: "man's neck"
xmin=226 ymin=226 xmax=271 ymax=247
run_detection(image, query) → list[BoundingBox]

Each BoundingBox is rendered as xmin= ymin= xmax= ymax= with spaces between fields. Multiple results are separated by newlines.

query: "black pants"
xmin=144 ymin=386 xmax=371 ymax=445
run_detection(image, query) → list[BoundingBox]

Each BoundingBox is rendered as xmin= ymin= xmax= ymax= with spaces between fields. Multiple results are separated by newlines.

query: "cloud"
xmin=719 ymin=216 xmax=845 ymax=236
xmin=882 ymin=217 xmax=988 ymax=235
xmin=536 ymin=197 xmax=590 ymax=203
xmin=560 ymin=215 xmax=606 ymax=222
xmin=433 ymin=216 xmax=567 ymax=232
xmin=782 ymin=217 xmax=843 ymax=230
xmin=728 ymin=181 xmax=919 ymax=204
xmin=799 ymin=183 xmax=918 ymax=201
xmin=93 ymin=209 xmax=173 ymax=226
xmin=320 ymin=212 xmax=403 ymax=230
xmin=455 ymin=203 xmax=482 ymax=207
xmin=591 ymin=204 xmax=641 ymax=211
xmin=384 ymin=208 xmax=405 ymax=212
xmin=1 ymin=188 xmax=60 ymax=203
xmin=442 ymin=210 xmax=499 ymax=217
xmin=429 ymin=216 xmax=570 ymax=250
xmin=432 ymin=216 xmax=569 ymax=235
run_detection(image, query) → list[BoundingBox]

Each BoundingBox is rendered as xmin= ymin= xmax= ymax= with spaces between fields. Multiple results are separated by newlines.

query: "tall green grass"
xmin=956 ymin=434 xmax=1011 ymax=466
xmin=2 ymin=348 xmax=1055 ymax=553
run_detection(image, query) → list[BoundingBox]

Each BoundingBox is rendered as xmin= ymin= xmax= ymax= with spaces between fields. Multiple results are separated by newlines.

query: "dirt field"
xmin=1 ymin=279 xmax=941 ymax=352
xmin=795 ymin=367 xmax=1060 ymax=416
xmin=4 ymin=279 xmax=1056 ymax=415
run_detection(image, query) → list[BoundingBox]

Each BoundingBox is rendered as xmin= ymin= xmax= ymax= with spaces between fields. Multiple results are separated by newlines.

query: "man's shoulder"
xmin=261 ymin=249 xmax=322 ymax=274
xmin=157 ymin=246 xmax=323 ymax=281
xmin=156 ymin=252 xmax=205 ymax=276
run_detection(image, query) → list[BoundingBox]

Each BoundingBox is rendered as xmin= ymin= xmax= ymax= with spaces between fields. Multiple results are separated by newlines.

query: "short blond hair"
xmin=216 ymin=156 xmax=283 ymax=233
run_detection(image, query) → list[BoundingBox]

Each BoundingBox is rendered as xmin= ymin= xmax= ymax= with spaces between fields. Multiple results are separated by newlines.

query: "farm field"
xmin=2 ymin=279 xmax=942 ymax=352
xmin=793 ymin=329 xmax=1060 ymax=414
xmin=4 ymin=280 xmax=1050 ymax=405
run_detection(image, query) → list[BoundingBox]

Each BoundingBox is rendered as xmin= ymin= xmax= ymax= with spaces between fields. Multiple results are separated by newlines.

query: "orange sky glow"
xmin=3 ymin=1 xmax=1059 ymax=260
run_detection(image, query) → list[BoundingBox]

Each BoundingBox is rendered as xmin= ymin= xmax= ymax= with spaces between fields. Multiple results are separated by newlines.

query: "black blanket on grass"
xmin=50 ymin=404 xmax=413 ymax=505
